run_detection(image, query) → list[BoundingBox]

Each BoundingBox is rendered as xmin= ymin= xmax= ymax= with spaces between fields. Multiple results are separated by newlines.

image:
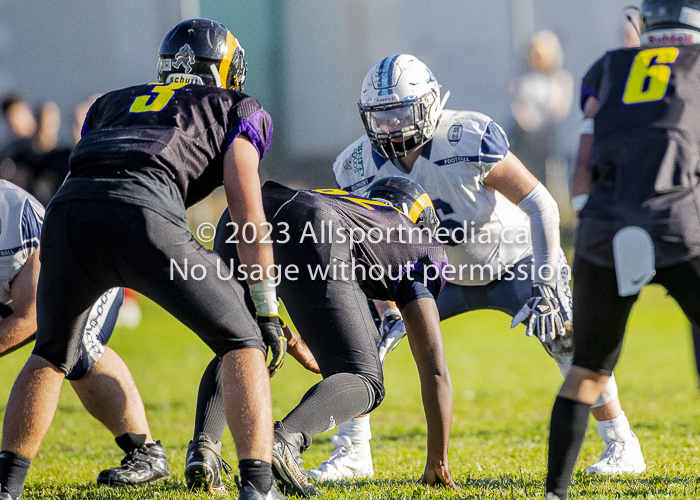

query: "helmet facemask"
xmin=359 ymin=90 xmax=438 ymax=159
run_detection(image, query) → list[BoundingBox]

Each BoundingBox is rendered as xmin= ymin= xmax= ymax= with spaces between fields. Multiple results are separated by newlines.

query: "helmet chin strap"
xmin=210 ymin=64 xmax=223 ymax=88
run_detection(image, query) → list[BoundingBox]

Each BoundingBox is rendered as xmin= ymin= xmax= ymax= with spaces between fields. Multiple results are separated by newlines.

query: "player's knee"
xmin=356 ymin=373 xmax=385 ymax=413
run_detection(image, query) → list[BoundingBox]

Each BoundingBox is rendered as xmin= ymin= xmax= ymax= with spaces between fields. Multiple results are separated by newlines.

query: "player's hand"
xmin=257 ymin=314 xmax=287 ymax=377
xmin=377 ymin=307 xmax=407 ymax=364
xmin=284 ymin=325 xmax=320 ymax=374
xmin=421 ymin=463 xmax=460 ymax=491
xmin=510 ymin=285 xmax=565 ymax=342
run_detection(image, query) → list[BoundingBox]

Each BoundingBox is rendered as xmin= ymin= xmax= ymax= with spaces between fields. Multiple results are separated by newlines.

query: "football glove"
xmin=510 ymin=285 xmax=565 ymax=342
xmin=257 ymin=314 xmax=287 ymax=377
xmin=377 ymin=307 xmax=407 ymax=365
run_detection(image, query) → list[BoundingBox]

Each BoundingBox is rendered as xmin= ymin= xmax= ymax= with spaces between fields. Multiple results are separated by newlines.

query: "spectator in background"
xmin=509 ymin=30 xmax=574 ymax=186
xmin=31 ymin=102 xmax=71 ymax=206
xmin=0 ymin=95 xmax=38 ymax=192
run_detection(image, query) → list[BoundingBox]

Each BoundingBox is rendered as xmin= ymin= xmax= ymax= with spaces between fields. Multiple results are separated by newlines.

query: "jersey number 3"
xmin=129 ymin=82 xmax=189 ymax=113
xmin=622 ymin=47 xmax=679 ymax=105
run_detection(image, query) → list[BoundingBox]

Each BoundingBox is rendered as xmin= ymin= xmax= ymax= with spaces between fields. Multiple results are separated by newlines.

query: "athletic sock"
xmin=115 ymin=432 xmax=147 ymax=452
xmin=597 ymin=411 xmax=632 ymax=442
xmin=239 ymin=459 xmax=272 ymax=493
xmin=193 ymin=357 xmax=228 ymax=443
xmin=546 ymin=397 xmax=592 ymax=500
xmin=0 ymin=451 xmax=31 ymax=500
xmin=338 ymin=415 xmax=372 ymax=442
xmin=282 ymin=373 xmax=373 ymax=439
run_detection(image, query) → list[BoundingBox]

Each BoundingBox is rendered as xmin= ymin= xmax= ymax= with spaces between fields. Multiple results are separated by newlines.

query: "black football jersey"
xmin=260 ymin=181 xmax=448 ymax=302
xmin=577 ymin=44 xmax=700 ymax=267
xmin=68 ymin=82 xmax=272 ymax=209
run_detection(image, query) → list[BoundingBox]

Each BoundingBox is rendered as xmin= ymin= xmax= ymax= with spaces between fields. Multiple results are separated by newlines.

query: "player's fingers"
xmin=511 ymin=306 xmax=529 ymax=329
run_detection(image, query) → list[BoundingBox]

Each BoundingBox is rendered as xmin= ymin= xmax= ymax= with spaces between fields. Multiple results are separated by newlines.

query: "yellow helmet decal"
xmin=408 ymin=192 xmax=434 ymax=224
xmin=219 ymin=32 xmax=239 ymax=89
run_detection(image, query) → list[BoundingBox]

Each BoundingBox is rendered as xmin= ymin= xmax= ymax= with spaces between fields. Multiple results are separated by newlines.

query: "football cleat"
xmin=586 ymin=431 xmax=646 ymax=475
xmin=185 ymin=433 xmax=232 ymax=494
xmin=97 ymin=441 xmax=170 ymax=486
xmin=271 ymin=422 xmax=319 ymax=497
xmin=0 ymin=490 xmax=17 ymax=500
xmin=307 ymin=434 xmax=374 ymax=481
xmin=235 ymin=476 xmax=288 ymax=500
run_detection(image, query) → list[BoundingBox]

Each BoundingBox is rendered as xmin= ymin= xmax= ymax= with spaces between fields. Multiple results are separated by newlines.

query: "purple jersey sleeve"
xmin=227 ymin=97 xmax=273 ymax=159
xmin=580 ymin=55 xmax=605 ymax=110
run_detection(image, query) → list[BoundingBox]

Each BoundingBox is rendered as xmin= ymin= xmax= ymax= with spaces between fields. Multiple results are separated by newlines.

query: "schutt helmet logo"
xmin=172 ymin=44 xmax=195 ymax=73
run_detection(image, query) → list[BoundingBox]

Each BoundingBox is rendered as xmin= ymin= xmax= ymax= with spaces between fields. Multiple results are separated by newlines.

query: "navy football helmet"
xmin=363 ymin=176 xmax=439 ymax=234
xmin=158 ymin=18 xmax=247 ymax=90
xmin=641 ymin=0 xmax=700 ymax=36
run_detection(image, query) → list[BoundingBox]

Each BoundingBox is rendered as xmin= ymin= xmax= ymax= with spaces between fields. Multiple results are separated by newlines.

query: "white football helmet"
xmin=358 ymin=54 xmax=448 ymax=159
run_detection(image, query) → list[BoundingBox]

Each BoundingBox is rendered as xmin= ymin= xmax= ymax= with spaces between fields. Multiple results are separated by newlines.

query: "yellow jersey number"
xmin=314 ymin=188 xmax=401 ymax=213
xmin=622 ymin=47 xmax=679 ymax=105
xmin=129 ymin=82 xmax=189 ymax=113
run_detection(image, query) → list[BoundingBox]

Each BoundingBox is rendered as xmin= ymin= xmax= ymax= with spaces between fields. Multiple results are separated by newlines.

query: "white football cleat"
xmin=307 ymin=434 xmax=374 ymax=481
xmin=586 ymin=431 xmax=646 ymax=474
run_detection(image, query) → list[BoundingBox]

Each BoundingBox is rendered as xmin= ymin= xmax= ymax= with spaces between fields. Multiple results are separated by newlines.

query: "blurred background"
xmin=0 ymin=0 xmax=639 ymax=230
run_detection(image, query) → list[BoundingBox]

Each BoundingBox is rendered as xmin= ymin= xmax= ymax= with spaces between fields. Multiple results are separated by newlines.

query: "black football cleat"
xmin=271 ymin=422 xmax=319 ymax=498
xmin=97 ymin=441 xmax=170 ymax=486
xmin=236 ymin=476 xmax=287 ymax=500
xmin=185 ymin=433 xmax=232 ymax=494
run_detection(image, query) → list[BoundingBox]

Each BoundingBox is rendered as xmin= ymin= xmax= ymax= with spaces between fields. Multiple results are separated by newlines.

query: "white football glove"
xmin=510 ymin=285 xmax=565 ymax=342
xmin=377 ymin=307 xmax=407 ymax=365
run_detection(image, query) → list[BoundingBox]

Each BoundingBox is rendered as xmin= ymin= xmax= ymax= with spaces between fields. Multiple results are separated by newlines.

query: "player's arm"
xmin=571 ymin=96 xmax=600 ymax=213
xmin=223 ymin=135 xmax=286 ymax=375
xmin=0 ymin=251 xmax=39 ymax=357
xmin=485 ymin=152 xmax=565 ymax=340
xmin=402 ymin=297 xmax=458 ymax=490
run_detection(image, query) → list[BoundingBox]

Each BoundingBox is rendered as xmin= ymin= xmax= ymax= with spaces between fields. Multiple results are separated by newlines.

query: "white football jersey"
xmin=333 ymin=110 xmax=533 ymax=286
xmin=0 ymin=180 xmax=44 ymax=307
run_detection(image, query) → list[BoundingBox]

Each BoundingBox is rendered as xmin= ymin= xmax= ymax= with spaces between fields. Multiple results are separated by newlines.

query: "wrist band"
xmin=249 ymin=279 xmax=279 ymax=316
xmin=579 ymin=118 xmax=594 ymax=135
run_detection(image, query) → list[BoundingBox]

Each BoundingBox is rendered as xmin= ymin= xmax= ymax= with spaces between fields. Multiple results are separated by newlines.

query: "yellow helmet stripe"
xmin=408 ymin=193 xmax=434 ymax=223
xmin=219 ymin=32 xmax=238 ymax=88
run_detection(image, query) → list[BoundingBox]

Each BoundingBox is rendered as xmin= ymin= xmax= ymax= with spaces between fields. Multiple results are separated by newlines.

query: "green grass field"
xmin=1 ymin=284 xmax=699 ymax=499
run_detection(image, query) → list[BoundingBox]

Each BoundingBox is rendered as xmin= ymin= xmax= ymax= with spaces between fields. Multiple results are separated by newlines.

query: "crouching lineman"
xmin=317 ymin=53 xmax=645 ymax=480
xmin=0 ymin=179 xmax=169 ymax=488
xmin=0 ymin=19 xmax=287 ymax=500
xmin=184 ymin=178 xmax=457 ymax=497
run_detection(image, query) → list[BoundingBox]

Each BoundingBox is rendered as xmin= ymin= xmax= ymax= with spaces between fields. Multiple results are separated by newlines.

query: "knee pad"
xmin=591 ymin=372 xmax=619 ymax=408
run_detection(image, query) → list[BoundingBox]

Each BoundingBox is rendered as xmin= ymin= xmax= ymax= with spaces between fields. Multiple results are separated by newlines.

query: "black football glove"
xmin=510 ymin=285 xmax=565 ymax=342
xmin=257 ymin=314 xmax=287 ymax=377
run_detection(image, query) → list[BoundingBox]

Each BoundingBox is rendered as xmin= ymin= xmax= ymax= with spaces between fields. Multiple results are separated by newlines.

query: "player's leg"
xmin=271 ymin=279 xmax=382 ymax=497
xmin=0 ymin=202 xmax=109 ymax=500
xmin=65 ymin=287 xmax=169 ymax=486
xmin=186 ymin=356 xmax=233 ymax=493
xmin=505 ymin=253 xmax=645 ymax=474
xmin=114 ymin=207 xmax=278 ymax=497
xmin=546 ymin=257 xmax=636 ymax=499
xmin=308 ymin=299 xmax=388 ymax=481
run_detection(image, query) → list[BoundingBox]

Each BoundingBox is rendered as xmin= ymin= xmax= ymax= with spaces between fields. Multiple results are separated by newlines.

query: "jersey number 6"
xmin=622 ymin=47 xmax=679 ymax=105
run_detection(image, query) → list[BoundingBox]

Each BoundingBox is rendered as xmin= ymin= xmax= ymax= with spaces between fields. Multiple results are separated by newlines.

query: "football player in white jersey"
xmin=0 ymin=179 xmax=170 ymax=489
xmin=311 ymin=54 xmax=645 ymax=480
